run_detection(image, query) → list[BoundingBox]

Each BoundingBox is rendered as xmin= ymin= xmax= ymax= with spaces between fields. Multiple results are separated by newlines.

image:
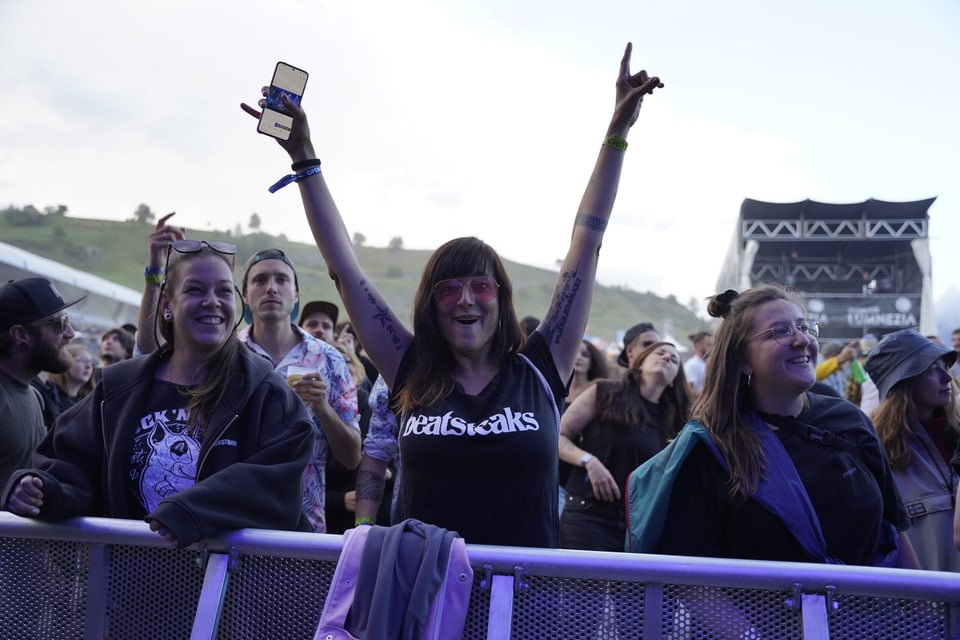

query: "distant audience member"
xmin=300 ymin=300 xmax=339 ymax=344
xmin=846 ymin=334 xmax=880 ymax=414
xmin=683 ymin=330 xmax=713 ymax=395
xmin=3 ymin=242 xmax=313 ymax=548
xmin=560 ymin=341 xmax=689 ymax=551
xmin=32 ymin=343 xmax=96 ymax=427
xmin=559 ymin=339 xmax=611 ymax=516
xmin=99 ymin=327 xmax=134 ymax=369
xmin=866 ymin=329 xmax=960 ymax=572
xmin=336 ymin=320 xmax=378 ymax=388
xmin=617 ymin=322 xmax=659 ymax=370
xmin=0 ymin=278 xmax=84 ymax=487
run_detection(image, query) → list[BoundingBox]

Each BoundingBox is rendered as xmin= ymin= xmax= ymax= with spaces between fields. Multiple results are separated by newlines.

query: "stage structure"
xmin=717 ymin=198 xmax=936 ymax=341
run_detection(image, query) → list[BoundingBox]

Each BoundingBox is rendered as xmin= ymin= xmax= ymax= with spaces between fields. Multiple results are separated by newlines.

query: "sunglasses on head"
xmin=163 ymin=240 xmax=237 ymax=284
xmin=169 ymin=240 xmax=237 ymax=256
xmin=30 ymin=313 xmax=71 ymax=334
xmin=433 ymin=276 xmax=499 ymax=305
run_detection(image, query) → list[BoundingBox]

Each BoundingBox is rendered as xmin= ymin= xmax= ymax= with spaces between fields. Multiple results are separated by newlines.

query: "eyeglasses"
xmin=433 ymin=276 xmax=500 ymax=305
xmin=751 ymin=319 xmax=819 ymax=345
xmin=30 ymin=313 xmax=71 ymax=334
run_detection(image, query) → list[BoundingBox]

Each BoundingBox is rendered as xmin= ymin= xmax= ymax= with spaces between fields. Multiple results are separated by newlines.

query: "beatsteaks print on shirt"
xmin=128 ymin=382 xmax=199 ymax=516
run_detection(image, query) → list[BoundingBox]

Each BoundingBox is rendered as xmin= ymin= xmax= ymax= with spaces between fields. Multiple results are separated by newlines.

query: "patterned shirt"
xmin=238 ymin=324 xmax=359 ymax=532
xmin=360 ymin=375 xmax=402 ymax=519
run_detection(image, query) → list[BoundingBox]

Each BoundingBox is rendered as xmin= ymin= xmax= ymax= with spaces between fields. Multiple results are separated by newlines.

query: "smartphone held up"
xmin=257 ymin=62 xmax=309 ymax=141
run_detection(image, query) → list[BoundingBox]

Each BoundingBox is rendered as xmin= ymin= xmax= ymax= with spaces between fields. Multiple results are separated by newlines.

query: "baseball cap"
xmin=618 ymin=322 xmax=656 ymax=367
xmin=0 ymin=278 xmax=87 ymax=331
xmin=864 ymin=329 xmax=957 ymax=402
xmin=240 ymin=248 xmax=300 ymax=324
xmin=299 ymin=300 xmax=339 ymax=327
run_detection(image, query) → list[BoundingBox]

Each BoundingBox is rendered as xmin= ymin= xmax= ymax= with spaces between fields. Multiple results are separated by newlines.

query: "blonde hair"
xmin=48 ymin=343 xmax=96 ymax=400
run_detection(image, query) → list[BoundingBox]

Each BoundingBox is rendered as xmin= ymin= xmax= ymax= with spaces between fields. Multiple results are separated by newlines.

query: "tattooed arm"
xmin=241 ymin=98 xmax=412 ymax=389
xmin=539 ymin=42 xmax=663 ymax=381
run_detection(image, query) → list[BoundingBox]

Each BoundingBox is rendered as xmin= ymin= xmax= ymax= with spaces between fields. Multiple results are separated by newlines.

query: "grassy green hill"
xmin=0 ymin=209 xmax=709 ymax=348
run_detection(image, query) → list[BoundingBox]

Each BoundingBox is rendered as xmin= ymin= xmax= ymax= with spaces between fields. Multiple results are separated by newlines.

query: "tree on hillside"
xmin=133 ymin=204 xmax=155 ymax=225
xmin=249 ymin=213 xmax=261 ymax=231
xmin=388 ymin=236 xmax=403 ymax=251
xmin=353 ymin=232 xmax=366 ymax=247
xmin=44 ymin=205 xmax=68 ymax=217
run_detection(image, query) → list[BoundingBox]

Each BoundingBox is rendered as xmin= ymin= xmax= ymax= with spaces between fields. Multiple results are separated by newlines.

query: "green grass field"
xmin=0 ymin=210 xmax=709 ymax=348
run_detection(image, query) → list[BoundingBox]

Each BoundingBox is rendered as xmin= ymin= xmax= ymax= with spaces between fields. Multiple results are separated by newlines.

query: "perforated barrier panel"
xmin=1 ymin=515 xmax=957 ymax=640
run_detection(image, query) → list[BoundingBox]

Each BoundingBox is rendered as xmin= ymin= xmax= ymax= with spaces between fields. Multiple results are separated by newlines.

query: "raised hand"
xmin=612 ymin=42 xmax=664 ymax=130
xmin=241 ymin=92 xmax=315 ymax=162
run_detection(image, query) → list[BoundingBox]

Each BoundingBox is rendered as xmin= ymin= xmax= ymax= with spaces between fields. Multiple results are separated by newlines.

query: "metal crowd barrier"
xmin=1 ymin=513 xmax=958 ymax=639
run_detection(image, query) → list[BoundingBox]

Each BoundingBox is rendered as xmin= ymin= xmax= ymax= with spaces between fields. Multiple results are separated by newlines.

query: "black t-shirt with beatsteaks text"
xmin=393 ymin=332 xmax=565 ymax=547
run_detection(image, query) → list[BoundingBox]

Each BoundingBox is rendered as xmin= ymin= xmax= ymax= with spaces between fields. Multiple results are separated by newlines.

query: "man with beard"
xmin=0 ymin=278 xmax=85 ymax=486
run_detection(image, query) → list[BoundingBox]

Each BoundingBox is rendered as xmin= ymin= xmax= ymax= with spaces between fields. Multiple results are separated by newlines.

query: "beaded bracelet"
xmin=144 ymin=265 xmax=164 ymax=286
xmin=354 ymin=516 xmax=376 ymax=527
xmin=602 ymin=135 xmax=628 ymax=152
xmin=268 ymin=165 xmax=324 ymax=193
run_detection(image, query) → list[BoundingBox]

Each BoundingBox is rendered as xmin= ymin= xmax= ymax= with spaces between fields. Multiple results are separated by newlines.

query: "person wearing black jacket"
xmin=3 ymin=241 xmax=313 ymax=548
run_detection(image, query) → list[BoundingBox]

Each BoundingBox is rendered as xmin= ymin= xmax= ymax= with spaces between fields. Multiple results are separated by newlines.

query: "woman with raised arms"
xmin=243 ymin=44 xmax=662 ymax=547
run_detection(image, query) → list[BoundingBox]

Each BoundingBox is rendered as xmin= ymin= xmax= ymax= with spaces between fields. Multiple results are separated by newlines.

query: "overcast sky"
xmin=2 ymin=1 xmax=958 ymax=319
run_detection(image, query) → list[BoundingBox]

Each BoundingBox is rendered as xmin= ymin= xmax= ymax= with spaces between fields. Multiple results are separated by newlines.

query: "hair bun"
xmin=707 ymin=289 xmax=739 ymax=319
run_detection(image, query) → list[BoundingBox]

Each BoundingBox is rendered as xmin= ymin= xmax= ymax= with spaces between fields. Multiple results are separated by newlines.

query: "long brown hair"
xmin=158 ymin=246 xmax=241 ymax=425
xmin=594 ymin=341 xmax=690 ymax=438
xmin=396 ymin=237 xmax=523 ymax=414
xmin=692 ymin=284 xmax=808 ymax=498
xmin=870 ymin=377 xmax=960 ymax=470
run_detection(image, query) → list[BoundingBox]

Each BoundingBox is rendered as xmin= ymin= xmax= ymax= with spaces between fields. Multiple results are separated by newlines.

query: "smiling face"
xmin=910 ymin=359 xmax=954 ymax=417
xmin=243 ymin=259 xmax=298 ymax=326
xmin=435 ymin=273 xmax=500 ymax=360
xmin=742 ymin=299 xmax=818 ymax=414
xmin=162 ymin=255 xmax=237 ymax=354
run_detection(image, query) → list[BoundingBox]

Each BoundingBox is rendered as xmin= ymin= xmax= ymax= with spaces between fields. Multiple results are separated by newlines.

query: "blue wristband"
xmin=268 ymin=165 xmax=323 ymax=193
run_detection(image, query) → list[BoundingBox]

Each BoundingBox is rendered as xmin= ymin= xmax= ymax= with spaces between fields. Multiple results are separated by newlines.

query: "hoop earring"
xmin=163 ymin=312 xmax=172 ymax=321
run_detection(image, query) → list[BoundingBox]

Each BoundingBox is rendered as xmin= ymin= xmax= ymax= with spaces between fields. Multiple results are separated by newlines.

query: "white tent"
xmin=0 ymin=241 xmax=141 ymax=331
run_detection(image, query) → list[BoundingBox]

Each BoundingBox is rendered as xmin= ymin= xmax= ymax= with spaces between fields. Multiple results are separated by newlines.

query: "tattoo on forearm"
xmin=574 ymin=213 xmax=608 ymax=233
xmin=356 ymin=469 xmax=386 ymax=502
xmin=542 ymin=265 xmax=583 ymax=345
xmin=360 ymin=278 xmax=404 ymax=352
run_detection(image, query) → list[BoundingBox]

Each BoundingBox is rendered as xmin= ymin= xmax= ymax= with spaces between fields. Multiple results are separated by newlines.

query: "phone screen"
xmin=257 ymin=62 xmax=309 ymax=140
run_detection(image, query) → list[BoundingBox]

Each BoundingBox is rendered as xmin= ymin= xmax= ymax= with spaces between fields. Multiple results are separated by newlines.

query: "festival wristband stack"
xmin=268 ymin=159 xmax=323 ymax=193
xmin=602 ymin=135 xmax=628 ymax=152
xmin=144 ymin=265 xmax=164 ymax=286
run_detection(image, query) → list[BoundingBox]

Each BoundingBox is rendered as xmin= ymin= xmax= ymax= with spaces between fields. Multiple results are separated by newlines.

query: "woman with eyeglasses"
xmin=865 ymin=329 xmax=960 ymax=572
xmin=626 ymin=284 xmax=918 ymax=569
xmin=3 ymin=241 xmax=314 ymax=548
xmin=244 ymin=44 xmax=662 ymax=547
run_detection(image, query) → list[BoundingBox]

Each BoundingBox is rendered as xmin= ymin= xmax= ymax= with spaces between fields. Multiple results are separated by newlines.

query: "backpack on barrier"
xmin=314 ymin=518 xmax=473 ymax=640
